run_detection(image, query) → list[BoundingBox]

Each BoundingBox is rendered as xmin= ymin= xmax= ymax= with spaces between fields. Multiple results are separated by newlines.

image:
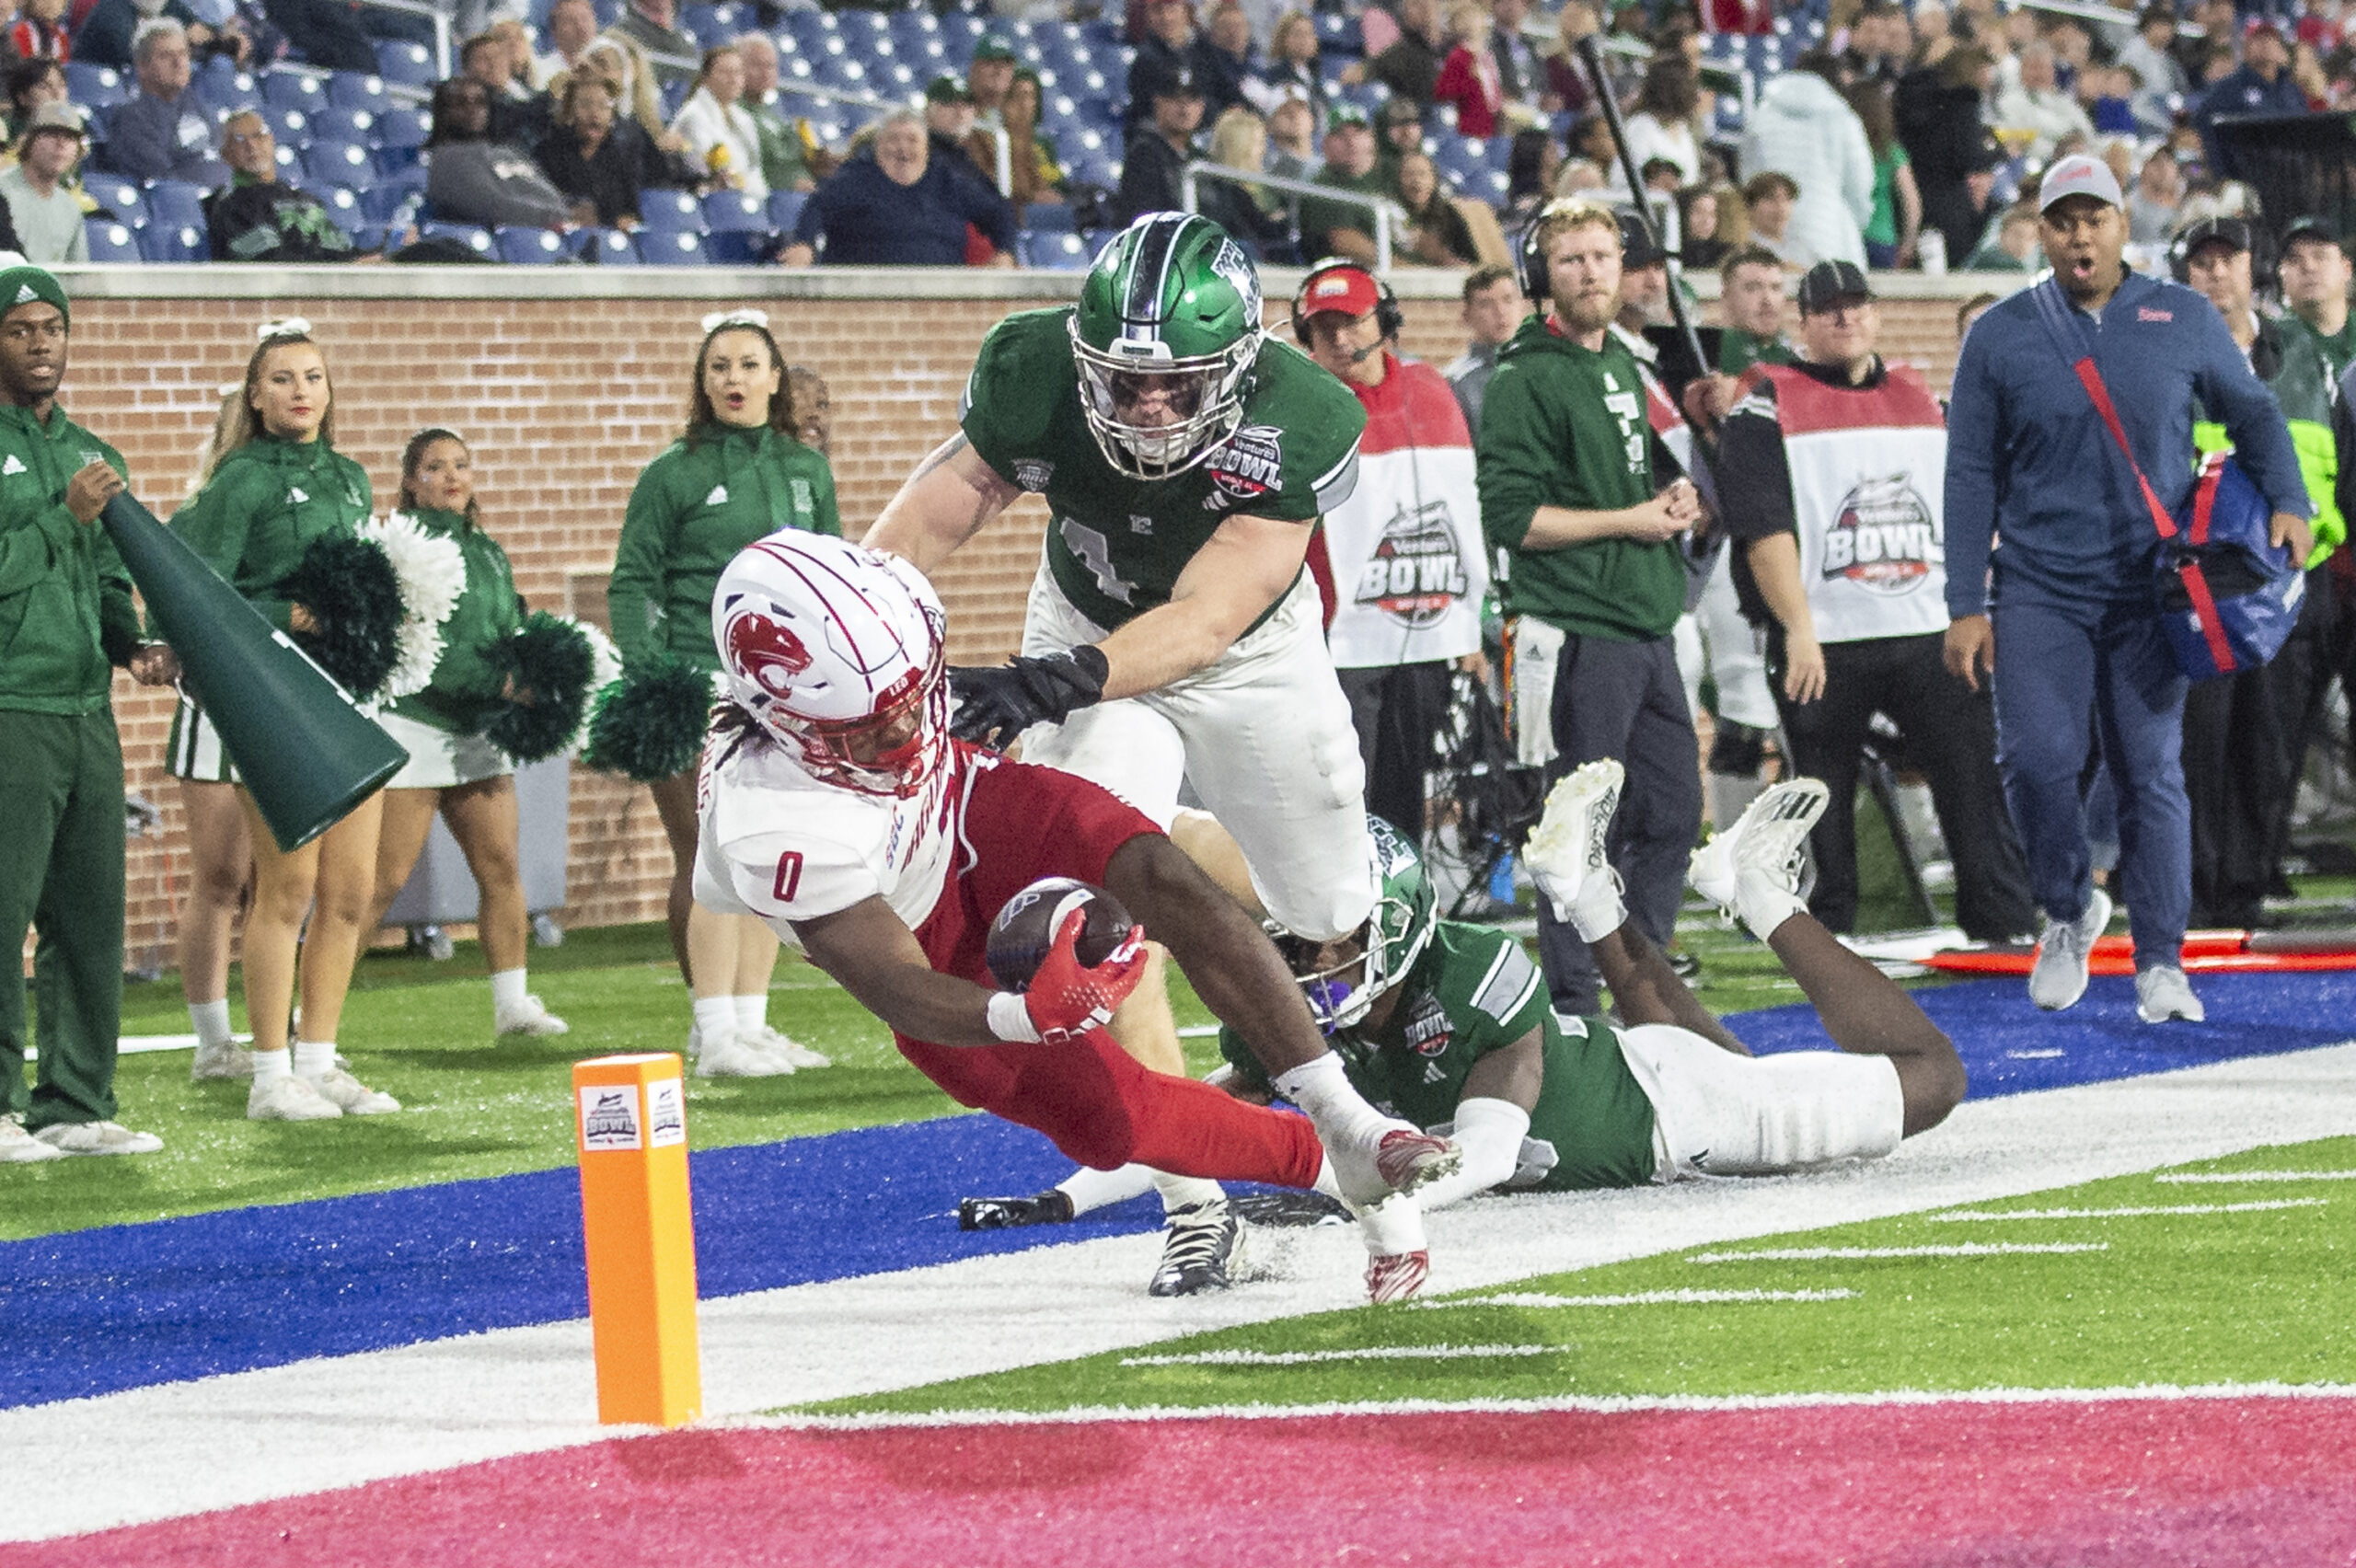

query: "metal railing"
xmin=1179 ymin=159 xmax=1406 ymax=271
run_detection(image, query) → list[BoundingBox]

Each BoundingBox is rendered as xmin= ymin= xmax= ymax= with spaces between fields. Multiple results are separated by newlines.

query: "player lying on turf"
xmin=968 ymin=763 xmax=1964 ymax=1220
xmin=689 ymin=532 xmax=1458 ymax=1301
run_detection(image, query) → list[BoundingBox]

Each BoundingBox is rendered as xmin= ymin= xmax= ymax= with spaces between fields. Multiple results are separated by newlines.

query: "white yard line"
xmin=1120 ymin=1344 xmax=1558 ymax=1366
xmin=4 ymin=1040 xmax=2353 ymax=1542
xmin=1927 ymin=1199 xmax=2327 ymax=1221
xmin=1419 ymin=1288 xmax=1860 ymax=1309
xmin=2157 ymin=1170 xmax=2356 ymax=1183
xmin=1689 ymin=1241 xmax=2110 ymax=1262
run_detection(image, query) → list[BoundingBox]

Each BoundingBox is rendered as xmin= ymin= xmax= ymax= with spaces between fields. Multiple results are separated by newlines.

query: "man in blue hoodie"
xmin=1943 ymin=155 xmax=2311 ymax=1026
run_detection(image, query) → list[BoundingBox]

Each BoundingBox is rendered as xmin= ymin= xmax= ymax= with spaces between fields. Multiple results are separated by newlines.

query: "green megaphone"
xmin=101 ymin=491 xmax=408 ymax=852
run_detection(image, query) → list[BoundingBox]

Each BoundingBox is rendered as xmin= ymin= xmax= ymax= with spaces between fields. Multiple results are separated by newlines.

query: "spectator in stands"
xmin=1744 ymin=53 xmax=1873 ymax=269
xmin=782 ymin=109 xmax=1015 ymax=267
xmin=0 ymin=262 xmax=168 ymax=1162
xmin=2198 ymin=19 xmax=2307 ymax=175
xmin=1372 ymin=94 xmax=1424 ymax=190
xmin=1126 ymin=0 xmax=1193 ymax=136
xmin=923 ymin=75 xmax=997 ymax=195
xmin=966 ymin=33 xmax=1016 ymax=128
xmin=1489 ymin=0 xmax=1539 ymax=113
xmin=1187 ymin=0 xmax=1257 ymax=121
xmin=425 ymin=74 xmax=574 ymax=229
xmin=1717 ymin=245 xmax=1795 ymax=372
xmin=99 ymin=20 xmax=227 ymax=186
xmin=1842 ymin=1 xmax=1911 ymax=89
xmin=1680 ymin=182 xmax=1731 ymax=268
xmin=10 ymin=0 xmax=69 ymax=63
xmin=535 ymin=0 xmax=596 ymax=86
xmin=1992 ymin=42 xmax=2092 ymax=162
xmin=672 ymin=44 xmax=765 ymax=199
xmin=787 ymin=363 xmax=830 ymax=454
xmin=1897 ymin=43 xmax=2000 ymax=266
xmin=1433 ymin=2 xmax=1504 ymax=137
xmin=204 ymin=109 xmax=358 ymax=259
xmin=1963 ymin=202 xmax=2039 ymax=270
xmin=1847 ymin=79 xmax=1919 ymax=268
xmin=580 ymin=34 xmax=694 ymax=181
xmin=1394 ymin=147 xmax=1477 ymax=264
xmin=0 ymin=103 xmax=85 ymax=262
xmin=4 ymin=59 xmax=65 ymax=143
xmin=1539 ymin=0 xmax=1600 ymax=114
xmin=466 ymin=31 xmax=550 ymax=149
xmin=606 ymin=0 xmax=694 ymax=87
xmin=2119 ymin=5 xmax=2189 ymax=106
xmin=74 ymin=0 xmax=243 ymax=71
xmin=2181 ymin=0 xmax=2238 ymax=81
xmin=996 ymin=67 xmax=1065 ymax=209
xmin=1265 ymin=80 xmax=1318 ymax=180
xmin=1299 ymin=102 xmax=1386 ymax=262
xmin=1615 ymin=56 xmax=1701 ymax=193
xmin=249 ymin=0 xmax=366 ymax=72
xmin=1741 ymin=169 xmax=1804 ymax=265
xmin=733 ymin=33 xmax=811 ymax=196
xmin=1252 ymin=9 xmax=1324 ymax=124
xmin=1444 ymin=260 xmax=1526 ymax=432
xmin=536 ymin=71 xmax=642 ymax=228
xmin=1115 ymin=56 xmax=1204 ymax=225
xmin=1356 ymin=0 xmax=1446 ymax=106
xmin=2127 ymin=146 xmax=2182 ymax=247
xmin=1196 ymin=103 xmax=1288 ymax=257
xmin=1499 ymin=124 xmax=1557 ymax=232
xmin=488 ymin=17 xmax=539 ymax=93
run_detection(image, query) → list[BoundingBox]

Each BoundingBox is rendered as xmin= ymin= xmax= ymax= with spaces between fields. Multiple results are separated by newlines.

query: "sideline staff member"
xmin=1943 ymin=156 xmax=2311 ymax=1025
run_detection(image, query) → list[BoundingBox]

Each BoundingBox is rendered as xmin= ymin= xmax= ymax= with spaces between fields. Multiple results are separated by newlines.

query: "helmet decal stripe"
xmin=1122 ymin=213 xmax=1184 ymax=339
xmin=744 ymin=540 xmax=922 ymax=702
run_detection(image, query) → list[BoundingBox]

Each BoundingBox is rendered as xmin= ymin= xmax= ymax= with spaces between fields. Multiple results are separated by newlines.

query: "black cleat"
xmin=958 ymin=1189 xmax=1076 ymax=1230
xmin=1229 ymin=1189 xmax=1355 ymax=1228
xmin=1148 ymin=1199 xmax=1243 ymax=1297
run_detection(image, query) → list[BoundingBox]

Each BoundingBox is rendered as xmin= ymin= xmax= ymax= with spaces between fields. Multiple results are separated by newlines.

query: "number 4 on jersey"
xmin=1058 ymin=517 xmax=1138 ymax=605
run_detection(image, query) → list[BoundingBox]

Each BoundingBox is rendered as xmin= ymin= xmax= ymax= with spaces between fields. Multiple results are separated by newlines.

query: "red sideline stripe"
xmin=23 ymin=1395 xmax=2356 ymax=1565
xmin=1922 ymin=951 xmax=2356 ymax=976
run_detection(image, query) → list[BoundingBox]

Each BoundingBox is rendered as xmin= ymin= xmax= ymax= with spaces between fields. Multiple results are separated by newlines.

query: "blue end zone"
xmin=3 ymin=971 xmax=2346 ymax=1409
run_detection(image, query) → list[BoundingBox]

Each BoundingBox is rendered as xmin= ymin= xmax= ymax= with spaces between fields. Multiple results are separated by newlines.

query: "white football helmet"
xmin=711 ymin=533 xmax=948 ymax=798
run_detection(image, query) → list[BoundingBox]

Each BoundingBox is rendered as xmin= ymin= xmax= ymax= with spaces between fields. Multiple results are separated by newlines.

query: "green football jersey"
xmin=960 ymin=307 xmax=1368 ymax=631
xmin=1219 ymin=921 xmax=1658 ymax=1191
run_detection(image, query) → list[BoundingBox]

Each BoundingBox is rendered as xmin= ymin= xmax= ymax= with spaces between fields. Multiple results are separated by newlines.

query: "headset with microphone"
xmin=1290 ymin=257 xmax=1403 ymax=348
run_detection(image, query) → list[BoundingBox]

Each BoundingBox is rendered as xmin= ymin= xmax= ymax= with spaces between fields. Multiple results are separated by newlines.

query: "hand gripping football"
xmin=987 ymin=879 xmax=1147 ymax=1045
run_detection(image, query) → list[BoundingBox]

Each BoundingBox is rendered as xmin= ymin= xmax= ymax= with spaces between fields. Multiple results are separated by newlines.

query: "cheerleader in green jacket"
xmin=606 ymin=309 xmax=837 ymax=1076
xmin=166 ymin=323 xmax=399 ymax=1123
xmin=364 ymin=428 xmax=570 ymax=1042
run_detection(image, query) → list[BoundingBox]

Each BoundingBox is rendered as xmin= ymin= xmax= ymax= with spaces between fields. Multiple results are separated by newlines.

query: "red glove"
xmin=1023 ymin=908 xmax=1149 ymax=1046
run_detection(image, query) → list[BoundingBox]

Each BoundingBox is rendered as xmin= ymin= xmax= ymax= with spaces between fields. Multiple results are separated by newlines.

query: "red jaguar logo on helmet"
xmin=725 ymin=610 xmax=814 ymax=697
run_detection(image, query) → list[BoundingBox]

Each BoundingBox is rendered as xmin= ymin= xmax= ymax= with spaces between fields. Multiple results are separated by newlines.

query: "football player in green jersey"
xmin=868 ymin=212 xmax=1396 ymax=1288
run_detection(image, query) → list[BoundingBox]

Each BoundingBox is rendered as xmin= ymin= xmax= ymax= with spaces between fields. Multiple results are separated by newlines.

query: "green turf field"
xmin=802 ymin=1136 xmax=2356 ymax=1417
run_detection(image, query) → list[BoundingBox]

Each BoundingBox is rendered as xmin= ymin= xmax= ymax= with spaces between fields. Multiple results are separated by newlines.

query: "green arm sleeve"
xmin=810 ymin=454 xmax=841 ymax=537
xmin=167 ymin=467 xmax=285 ymax=630
xmin=1474 ymin=363 xmax=1553 ymax=550
xmin=607 ymin=456 xmax=682 ymax=668
xmin=94 ymin=459 xmax=142 ymax=664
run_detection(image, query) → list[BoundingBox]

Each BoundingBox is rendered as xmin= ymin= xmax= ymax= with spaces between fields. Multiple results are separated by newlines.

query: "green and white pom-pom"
xmin=280 ymin=534 xmax=404 ymax=700
xmin=362 ymin=512 xmax=466 ymax=701
xmin=582 ymin=651 xmax=717 ymax=782
xmin=485 ymin=613 xmax=619 ymax=764
xmin=580 ymin=619 xmax=623 ymax=698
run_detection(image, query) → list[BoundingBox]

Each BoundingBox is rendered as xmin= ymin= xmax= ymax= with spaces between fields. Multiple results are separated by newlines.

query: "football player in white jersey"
xmin=690 ymin=532 xmax=1459 ymax=1301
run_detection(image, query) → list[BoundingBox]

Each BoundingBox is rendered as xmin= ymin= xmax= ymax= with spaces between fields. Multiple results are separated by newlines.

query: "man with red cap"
xmin=1292 ymin=259 xmax=1490 ymax=843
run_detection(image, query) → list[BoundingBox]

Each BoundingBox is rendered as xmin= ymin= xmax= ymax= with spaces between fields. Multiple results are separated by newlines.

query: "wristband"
xmin=986 ymin=990 xmax=1042 ymax=1043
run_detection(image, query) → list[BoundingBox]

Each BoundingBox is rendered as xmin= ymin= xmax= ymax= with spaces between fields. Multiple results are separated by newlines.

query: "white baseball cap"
xmin=2038 ymin=153 xmax=2124 ymax=213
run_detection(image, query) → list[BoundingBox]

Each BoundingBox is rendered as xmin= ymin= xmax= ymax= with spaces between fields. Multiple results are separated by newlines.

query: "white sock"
xmin=490 ymin=969 xmax=528 ymax=1016
xmin=1271 ymin=1052 xmax=1387 ymax=1142
xmin=1565 ymin=867 xmax=1628 ymax=944
xmin=1056 ymin=1163 xmax=1157 ymax=1216
xmin=1149 ymin=1170 xmax=1225 ymax=1213
xmin=251 ymin=1047 xmax=292 ymax=1087
xmin=293 ymin=1040 xmax=337 ymax=1078
xmin=1734 ymin=868 xmax=1807 ymax=942
xmin=1312 ymin=1159 xmax=1344 ymax=1200
xmin=732 ymin=994 xmax=768 ymax=1034
xmin=189 ymin=998 xmax=233 ymax=1050
xmin=692 ymin=996 xmax=737 ymax=1042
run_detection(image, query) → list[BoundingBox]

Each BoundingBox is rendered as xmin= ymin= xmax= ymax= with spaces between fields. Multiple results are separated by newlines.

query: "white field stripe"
xmin=2157 ymin=1170 xmax=2356 ymax=1183
xmin=751 ymin=1379 xmax=2356 ymax=1433
xmin=1120 ymin=1344 xmax=1557 ymax=1367
xmin=1689 ymin=1242 xmax=2109 ymax=1262
xmin=1416 ymin=1288 xmax=1859 ymax=1309
xmin=5 ymin=1040 xmax=2354 ymax=1542
xmin=1927 ymin=1199 xmax=2327 ymax=1221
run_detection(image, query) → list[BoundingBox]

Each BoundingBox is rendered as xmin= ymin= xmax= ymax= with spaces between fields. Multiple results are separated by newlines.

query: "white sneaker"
xmin=1 ymin=1113 xmax=64 ymax=1163
xmin=692 ymin=1028 xmax=794 ymax=1078
xmin=248 ymin=1075 xmax=343 ymax=1121
xmin=1690 ymin=778 xmax=1831 ymax=939
xmin=2027 ymin=889 xmax=2112 ymax=1012
xmin=743 ymin=1025 xmax=830 ymax=1069
xmin=2135 ymin=963 xmax=2205 ymax=1023
xmin=306 ymin=1068 xmax=401 ymax=1115
xmin=494 ymin=995 xmax=571 ymax=1037
xmin=1524 ymin=760 xmax=1627 ymax=941
xmin=34 ymin=1120 xmax=164 ymax=1157
xmin=191 ymin=1039 xmax=253 ymax=1081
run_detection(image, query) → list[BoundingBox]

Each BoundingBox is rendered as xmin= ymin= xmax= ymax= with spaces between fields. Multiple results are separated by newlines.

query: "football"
xmin=985 ymin=878 xmax=1136 ymax=992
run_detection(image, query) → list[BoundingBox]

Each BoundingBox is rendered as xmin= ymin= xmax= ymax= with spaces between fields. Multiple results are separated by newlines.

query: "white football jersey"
xmin=693 ymin=734 xmax=980 ymax=946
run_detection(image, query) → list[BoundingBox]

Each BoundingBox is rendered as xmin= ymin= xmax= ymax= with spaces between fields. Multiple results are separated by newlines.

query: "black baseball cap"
xmin=1796 ymin=259 xmax=1873 ymax=314
xmin=2281 ymin=214 xmax=2343 ymax=252
xmin=1617 ymin=211 xmax=1667 ymax=269
xmin=2175 ymin=214 xmax=2253 ymax=261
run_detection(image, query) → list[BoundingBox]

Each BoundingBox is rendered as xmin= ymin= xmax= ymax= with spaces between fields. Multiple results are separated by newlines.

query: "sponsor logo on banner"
xmin=1013 ymin=458 xmax=1053 ymax=491
xmin=1822 ymin=475 xmax=1939 ymax=594
xmin=1208 ymin=424 xmax=1285 ymax=501
xmin=1356 ymin=499 xmax=1471 ymax=627
xmin=1404 ymin=994 xmax=1452 ymax=1058
xmin=646 ymin=1078 xmax=686 ymax=1147
xmin=580 ymin=1086 xmax=641 ymax=1150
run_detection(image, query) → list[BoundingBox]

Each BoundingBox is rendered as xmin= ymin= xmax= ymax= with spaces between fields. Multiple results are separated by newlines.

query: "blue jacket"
xmin=792 ymin=153 xmax=1014 ymax=265
xmin=2195 ymin=65 xmax=2309 ymax=176
xmin=1945 ymin=271 xmax=2310 ymax=617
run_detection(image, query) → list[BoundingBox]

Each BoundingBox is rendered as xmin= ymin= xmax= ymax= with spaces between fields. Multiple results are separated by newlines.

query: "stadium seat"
xmin=87 ymin=179 xmax=148 ymax=228
xmin=767 ymin=188 xmax=807 ymax=231
xmin=636 ymin=188 xmax=705 ymax=233
xmin=496 ymin=225 xmax=566 ymax=263
xmin=421 ymin=221 xmax=495 ymax=256
xmin=702 ymin=229 xmax=771 ymax=263
xmin=374 ymin=107 xmax=431 ymax=149
xmin=141 ymin=224 xmax=207 ymax=262
xmin=320 ymin=186 xmax=363 ymax=225
xmin=308 ymin=105 xmax=374 ymax=144
xmin=703 ymin=190 xmax=768 ymax=231
xmin=327 ymin=72 xmax=393 ymax=112
xmin=64 ymin=62 xmax=126 ymax=107
xmin=266 ymin=106 xmax=310 ymax=144
xmin=565 ymin=226 xmax=641 ymax=264
xmin=1023 ymin=202 xmax=1076 ymax=234
xmin=207 ymin=71 xmax=264 ymax=114
xmin=1019 ymin=230 xmax=1091 ymax=270
xmin=642 ymin=229 xmax=710 ymax=265
xmin=144 ymin=179 xmax=207 ymax=230
xmin=375 ymin=41 xmax=437 ymax=89
xmin=84 ymin=220 xmax=142 ymax=262
xmin=304 ymin=142 xmax=376 ymax=189
xmin=263 ymin=72 xmax=329 ymax=117
xmin=356 ymin=173 xmax=425 ymax=224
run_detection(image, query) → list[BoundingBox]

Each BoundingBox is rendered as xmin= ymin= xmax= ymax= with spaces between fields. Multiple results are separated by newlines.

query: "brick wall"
xmin=53 ymin=276 xmax=1987 ymax=962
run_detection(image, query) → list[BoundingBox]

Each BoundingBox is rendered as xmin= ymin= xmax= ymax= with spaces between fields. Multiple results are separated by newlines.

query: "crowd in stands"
xmin=0 ymin=0 xmax=2339 ymax=270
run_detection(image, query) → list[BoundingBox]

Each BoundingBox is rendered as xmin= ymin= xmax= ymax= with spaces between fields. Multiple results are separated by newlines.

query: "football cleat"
xmin=1523 ymin=759 xmax=1627 ymax=941
xmin=1688 ymin=777 xmax=1830 ymax=940
xmin=1149 ymin=1198 xmax=1244 ymax=1297
xmin=1365 ymin=1250 xmax=1431 ymax=1304
xmin=1228 ymin=1189 xmax=1354 ymax=1228
xmin=958 ymin=1189 xmax=1077 ymax=1231
xmin=1324 ymin=1122 xmax=1461 ymax=1208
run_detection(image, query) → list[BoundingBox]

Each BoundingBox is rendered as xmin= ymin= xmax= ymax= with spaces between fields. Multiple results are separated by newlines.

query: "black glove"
xmin=948 ymin=645 xmax=1110 ymax=746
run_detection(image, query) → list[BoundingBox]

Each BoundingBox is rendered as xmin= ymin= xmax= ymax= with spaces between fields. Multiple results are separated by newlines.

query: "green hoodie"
xmin=1476 ymin=313 xmax=1687 ymax=640
xmin=167 ymin=432 xmax=373 ymax=631
xmin=386 ymin=505 xmax=525 ymax=736
xmin=0 ymin=402 xmax=135 ymax=716
xmin=607 ymin=421 xmax=840 ymax=672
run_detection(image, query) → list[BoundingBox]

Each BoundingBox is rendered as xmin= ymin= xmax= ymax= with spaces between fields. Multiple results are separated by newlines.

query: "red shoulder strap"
xmin=2071 ymin=358 xmax=2179 ymax=543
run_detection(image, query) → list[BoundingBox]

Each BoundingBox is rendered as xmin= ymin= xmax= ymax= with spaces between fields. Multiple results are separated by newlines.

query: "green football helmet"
xmin=1273 ymin=816 xmax=1438 ymax=1034
xmin=1069 ymin=211 xmax=1265 ymax=480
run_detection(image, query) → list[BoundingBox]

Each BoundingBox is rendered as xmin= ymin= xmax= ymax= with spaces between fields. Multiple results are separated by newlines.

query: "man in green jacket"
xmin=1478 ymin=196 xmax=1703 ymax=1014
xmin=0 ymin=264 xmax=169 ymax=1161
